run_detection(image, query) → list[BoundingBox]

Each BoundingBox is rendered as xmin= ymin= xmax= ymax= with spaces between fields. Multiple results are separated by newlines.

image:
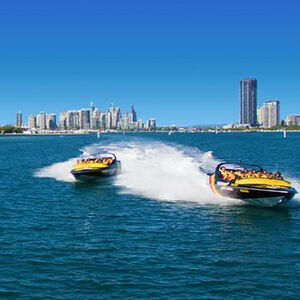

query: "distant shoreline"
xmin=1 ymin=130 xmax=300 ymax=136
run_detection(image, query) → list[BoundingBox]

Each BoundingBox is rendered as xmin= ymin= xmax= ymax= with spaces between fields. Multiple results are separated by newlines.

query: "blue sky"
xmin=0 ymin=0 xmax=300 ymax=126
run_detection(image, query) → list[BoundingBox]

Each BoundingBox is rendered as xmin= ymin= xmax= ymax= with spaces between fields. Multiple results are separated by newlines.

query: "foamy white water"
xmin=285 ymin=178 xmax=300 ymax=207
xmin=35 ymin=140 xmax=300 ymax=207
xmin=35 ymin=158 xmax=77 ymax=182
xmin=35 ymin=140 xmax=242 ymax=205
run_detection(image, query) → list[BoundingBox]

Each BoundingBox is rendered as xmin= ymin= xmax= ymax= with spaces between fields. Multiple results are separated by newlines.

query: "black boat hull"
xmin=71 ymin=161 xmax=121 ymax=181
xmin=209 ymin=174 xmax=296 ymax=207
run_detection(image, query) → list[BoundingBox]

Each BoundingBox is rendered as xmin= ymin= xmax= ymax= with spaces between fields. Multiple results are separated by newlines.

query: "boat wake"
xmin=35 ymin=140 xmax=300 ymax=207
xmin=35 ymin=158 xmax=77 ymax=182
xmin=35 ymin=140 xmax=239 ymax=205
xmin=285 ymin=178 xmax=300 ymax=207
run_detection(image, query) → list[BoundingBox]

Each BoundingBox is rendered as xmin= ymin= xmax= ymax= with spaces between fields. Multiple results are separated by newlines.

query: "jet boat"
xmin=208 ymin=163 xmax=297 ymax=207
xmin=71 ymin=153 xmax=121 ymax=180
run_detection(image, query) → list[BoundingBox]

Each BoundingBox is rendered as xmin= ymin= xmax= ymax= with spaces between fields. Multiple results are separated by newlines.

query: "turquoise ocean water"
xmin=1 ymin=132 xmax=300 ymax=298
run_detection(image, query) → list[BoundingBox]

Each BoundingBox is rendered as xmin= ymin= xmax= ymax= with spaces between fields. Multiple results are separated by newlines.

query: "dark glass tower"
xmin=130 ymin=104 xmax=137 ymax=122
xmin=240 ymin=78 xmax=257 ymax=126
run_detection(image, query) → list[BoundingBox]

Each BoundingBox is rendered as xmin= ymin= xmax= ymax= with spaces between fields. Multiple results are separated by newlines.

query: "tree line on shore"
xmin=0 ymin=125 xmax=23 ymax=133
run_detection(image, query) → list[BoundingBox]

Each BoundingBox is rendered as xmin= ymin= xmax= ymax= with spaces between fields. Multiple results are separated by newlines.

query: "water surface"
xmin=1 ymin=132 xmax=300 ymax=298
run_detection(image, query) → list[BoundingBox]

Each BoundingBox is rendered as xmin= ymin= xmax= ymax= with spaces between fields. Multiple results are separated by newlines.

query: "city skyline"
xmin=11 ymin=76 xmax=299 ymax=129
xmin=16 ymin=103 xmax=157 ymax=131
xmin=1 ymin=1 xmax=300 ymax=126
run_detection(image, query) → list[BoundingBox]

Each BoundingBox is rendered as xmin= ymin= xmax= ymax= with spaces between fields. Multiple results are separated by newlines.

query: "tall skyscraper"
xmin=129 ymin=104 xmax=137 ymax=123
xmin=59 ymin=112 xmax=67 ymax=130
xmin=105 ymin=111 xmax=112 ymax=129
xmin=47 ymin=113 xmax=57 ymax=130
xmin=240 ymin=78 xmax=257 ymax=126
xmin=16 ymin=111 xmax=22 ymax=127
xmin=262 ymin=100 xmax=280 ymax=128
xmin=121 ymin=113 xmax=129 ymax=130
xmin=28 ymin=115 xmax=36 ymax=129
xmin=66 ymin=111 xmax=80 ymax=130
xmin=79 ymin=109 xmax=90 ymax=130
xmin=38 ymin=112 xmax=47 ymax=130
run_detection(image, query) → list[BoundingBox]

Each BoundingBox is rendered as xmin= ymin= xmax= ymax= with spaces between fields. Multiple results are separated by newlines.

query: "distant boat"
xmin=1 ymin=130 xmax=4 ymax=135
xmin=168 ymin=131 xmax=175 ymax=136
xmin=283 ymin=130 xmax=287 ymax=138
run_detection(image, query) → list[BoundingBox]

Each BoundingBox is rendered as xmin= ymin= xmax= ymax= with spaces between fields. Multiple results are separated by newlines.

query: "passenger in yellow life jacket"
xmin=255 ymin=171 xmax=262 ymax=178
xmin=219 ymin=167 xmax=228 ymax=179
xmin=261 ymin=170 xmax=268 ymax=178
xmin=243 ymin=169 xmax=249 ymax=178
xmin=245 ymin=170 xmax=254 ymax=178
xmin=235 ymin=170 xmax=243 ymax=179
xmin=227 ymin=170 xmax=236 ymax=182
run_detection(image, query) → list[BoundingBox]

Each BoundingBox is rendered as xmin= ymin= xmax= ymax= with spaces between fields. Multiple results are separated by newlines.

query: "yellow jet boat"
xmin=209 ymin=163 xmax=297 ymax=207
xmin=71 ymin=153 xmax=121 ymax=180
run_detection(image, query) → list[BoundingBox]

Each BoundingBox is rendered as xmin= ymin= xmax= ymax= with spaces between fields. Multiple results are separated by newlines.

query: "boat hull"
xmin=209 ymin=174 xmax=296 ymax=207
xmin=71 ymin=161 xmax=121 ymax=181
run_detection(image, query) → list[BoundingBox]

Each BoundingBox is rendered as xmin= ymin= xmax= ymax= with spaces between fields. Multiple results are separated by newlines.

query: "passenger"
xmin=95 ymin=158 xmax=100 ymax=163
xmin=256 ymin=171 xmax=262 ymax=178
xmin=274 ymin=172 xmax=283 ymax=180
xmin=261 ymin=170 xmax=268 ymax=178
xmin=227 ymin=170 xmax=236 ymax=182
xmin=219 ymin=167 xmax=227 ymax=179
xmin=267 ymin=173 xmax=274 ymax=179
xmin=239 ymin=171 xmax=247 ymax=179
xmin=247 ymin=170 xmax=254 ymax=178
xmin=235 ymin=170 xmax=243 ymax=180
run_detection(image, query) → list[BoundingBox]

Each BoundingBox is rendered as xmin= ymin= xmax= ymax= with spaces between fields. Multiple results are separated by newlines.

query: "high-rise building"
xmin=257 ymin=107 xmax=263 ymax=126
xmin=240 ymin=78 xmax=257 ymax=126
xmin=90 ymin=108 xmax=100 ymax=129
xmin=47 ymin=113 xmax=57 ymax=130
xmin=79 ymin=109 xmax=90 ymax=130
xmin=99 ymin=113 xmax=106 ymax=129
xmin=150 ymin=119 xmax=156 ymax=129
xmin=38 ymin=112 xmax=47 ymax=130
xmin=137 ymin=119 xmax=144 ymax=129
xmin=146 ymin=118 xmax=156 ymax=130
xmin=112 ymin=107 xmax=121 ymax=128
xmin=121 ymin=113 xmax=129 ymax=130
xmin=66 ymin=110 xmax=79 ymax=130
xmin=105 ymin=111 xmax=112 ymax=129
xmin=129 ymin=104 xmax=137 ymax=123
xmin=286 ymin=114 xmax=300 ymax=126
xmin=28 ymin=115 xmax=36 ymax=129
xmin=262 ymin=100 xmax=280 ymax=128
xmin=16 ymin=111 xmax=22 ymax=127
xmin=59 ymin=112 xmax=67 ymax=130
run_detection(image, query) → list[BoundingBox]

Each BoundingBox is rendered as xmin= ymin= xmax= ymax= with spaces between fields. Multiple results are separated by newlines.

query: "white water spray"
xmin=35 ymin=158 xmax=77 ymax=182
xmin=35 ymin=140 xmax=300 ymax=207
xmin=35 ymin=140 xmax=242 ymax=205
